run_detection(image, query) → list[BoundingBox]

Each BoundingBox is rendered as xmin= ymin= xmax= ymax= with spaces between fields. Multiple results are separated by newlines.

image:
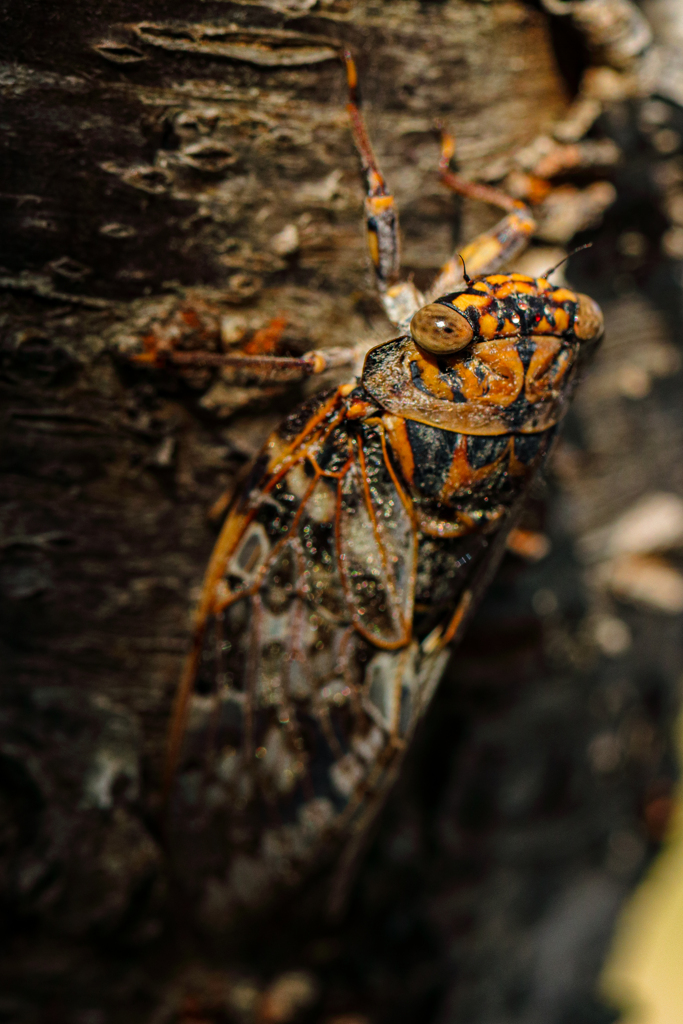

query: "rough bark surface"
xmin=2 ymin=2 xmax=682 ymax=1023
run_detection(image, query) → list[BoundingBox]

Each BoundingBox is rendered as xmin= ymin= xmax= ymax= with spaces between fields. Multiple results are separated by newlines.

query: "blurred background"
xmin=2 ymin=1 xmax=683 ymax=1021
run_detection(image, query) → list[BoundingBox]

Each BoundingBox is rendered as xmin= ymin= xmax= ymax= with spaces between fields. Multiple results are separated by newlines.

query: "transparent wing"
xmin=164 ymin=391 xmax=441 ymax=924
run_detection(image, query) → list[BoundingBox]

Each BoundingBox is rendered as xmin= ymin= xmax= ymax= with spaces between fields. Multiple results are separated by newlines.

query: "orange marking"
xmin=346 ymin=400 xmax=372 ymax=418
xmin=440 ymin=130 xmax=456 ymax=167
xmin=345 ymin=50 xmax=358 ymax=91
xmin=368 ymin=170 xmax=385 ymax=195
xmin=477 ymin=312 xmax=498 ymax=338
xmin=441 ymin=435 xmax=513 ymax=503
xmin=454 ymin=292 xmax=492 ymax=310
xmin=489 ymin=281 xmax=516 ymax=298
xmin=440 ymin=434 xmax=473 ymax=499
xmin=440 ymin=589 xmax=473 ymax=647
xmin=414 ymin=508 xmax=472 ymax=538
xmin=500 ymin=318 xmax=520 ymax=336
xmin=551 ymin=288 xmax=576 ymax=303
xmin=367 ymin=230 xmax=380 ymax=267
xmin=375 ymin=422 xmax=415 ymax=523
xmin=368 ymin=195 xmax=395 ymax=214
xmin=243 ymin=315 xmax=287 ymax=355
xmin=130 ymin=350 xmax=160 ymax=365
xmin=164 ymin=506 xmax=251 ymax=793
xmin=509 ymin=212 xmax=533 ymax=233
xmin=265 ymin=390 xmax=342 ymax=474
xmin=492 ymin=279 xmax=537 ymax=299
xmin=264 ymin=409 xmax=346 ymax=489
xmin=411 ymin=351 xmax=455 ymax=401
xmin=382 ymin=413 xmax=415 ymax=487
xmin=452 ymin=340 xmax=525 ymax=408
xmin=506 ymin=528 xmax=551 ymax=561
xmin=525 ymin=174 xmax=553 ymax=204
xmin=180 ymin=308 xmax=201 ymax=330
xmin=507 ymin=440 xmax=528 ymax=477
xmin=552 ymin=307 xmax=570 ymax=333
xmin=525 ymin=337 xmax=573 ymax=404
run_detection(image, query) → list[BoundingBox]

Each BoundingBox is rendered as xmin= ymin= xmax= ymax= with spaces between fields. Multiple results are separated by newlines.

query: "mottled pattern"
xmin=364 ymin=275 xmax=602 ymax=435
xmin=166 ymin=272 xmax=597 ymax=918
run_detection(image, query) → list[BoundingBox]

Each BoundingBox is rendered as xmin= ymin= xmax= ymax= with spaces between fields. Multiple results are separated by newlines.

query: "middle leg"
xmin=427 ymin=131 xmax=537 ymax=300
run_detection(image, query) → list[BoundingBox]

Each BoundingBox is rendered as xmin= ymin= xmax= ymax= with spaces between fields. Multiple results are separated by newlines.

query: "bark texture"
xmin=2 ymin=2 xmax=682 ymax=1023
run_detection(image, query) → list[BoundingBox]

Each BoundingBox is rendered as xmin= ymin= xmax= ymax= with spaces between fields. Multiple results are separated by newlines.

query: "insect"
xmin=162 ymin=52 xmax=604 ymax=927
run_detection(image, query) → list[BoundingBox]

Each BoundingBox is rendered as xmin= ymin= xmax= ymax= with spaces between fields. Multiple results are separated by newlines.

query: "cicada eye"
xmin=573 ymin=293 xmax=604 ymax=341
xmin=410 ymin=303 xmax=474 ymax=354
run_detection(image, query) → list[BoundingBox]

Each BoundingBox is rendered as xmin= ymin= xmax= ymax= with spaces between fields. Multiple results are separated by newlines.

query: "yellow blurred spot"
xmin=367 ymin=230 xmax=380 ymax=267
xmin=602 ymin=711 xmax=683 ymax=1023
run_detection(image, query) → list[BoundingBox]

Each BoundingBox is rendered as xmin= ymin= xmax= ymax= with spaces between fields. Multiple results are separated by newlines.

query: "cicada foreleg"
xmin=344 ymin=51 xmax=425 ymax=330
xmin=134 ymin=336 xmax=363 ymax=386
xmin=426 ymin=130 xmax=537 ymax=300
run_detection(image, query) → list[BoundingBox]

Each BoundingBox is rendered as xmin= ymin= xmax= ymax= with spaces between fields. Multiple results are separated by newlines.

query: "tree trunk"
xmin=2 ymin=2 xmax=681 ymax=1023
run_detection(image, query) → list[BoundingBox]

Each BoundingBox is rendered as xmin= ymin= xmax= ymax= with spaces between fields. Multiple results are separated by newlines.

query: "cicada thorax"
xmin=378 ymin=416 xmax=557 ymax=627
xmin=360 ymin=272 xmax=604 ymax=632
xmin=168 ymin=273 xmax=603 ymax=924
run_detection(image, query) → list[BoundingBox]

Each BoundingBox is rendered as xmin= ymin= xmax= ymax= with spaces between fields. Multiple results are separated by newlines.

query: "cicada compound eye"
xmin=573 ymin=293 xmax=604 ymax=341
xmin=410 ymin=302 xmax=474 ymax=355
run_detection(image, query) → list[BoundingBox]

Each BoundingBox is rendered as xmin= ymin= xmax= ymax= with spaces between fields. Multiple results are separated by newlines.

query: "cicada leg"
xmin=426 ymin=130 xmax=537 ymax=300
xmin=344 ymin=51 xmax=425 ymax=329
xmin=133 ymin=324 xmax=363 ymax=385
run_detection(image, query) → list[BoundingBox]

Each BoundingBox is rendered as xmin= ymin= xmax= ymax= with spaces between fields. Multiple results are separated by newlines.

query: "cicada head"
xmin=362 ymin=273 xmax=603 ymax=435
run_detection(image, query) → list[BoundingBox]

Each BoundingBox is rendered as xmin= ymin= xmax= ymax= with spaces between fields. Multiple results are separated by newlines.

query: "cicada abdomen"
xmin=165 ymin=274 xmax=603 ymax=926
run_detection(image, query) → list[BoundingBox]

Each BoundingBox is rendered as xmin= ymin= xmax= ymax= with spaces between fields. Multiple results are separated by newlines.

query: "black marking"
xmin=317 ymin=426 xmax=352 ymax=473
xmin=278 ymin=388 xmax=336 ymax=442
xmin=466 ymin=434 xmax=510 ymax=469
xmin=514 ymin=428 xmax=555 ymax=464
xmin=258 ymin=486 xmax=298 ymax=540
xmin=514 ymin=335 xmax=537 ymax=372
xmin=405 ymin=419 xmax=462 ymax=498
xmin=498 ymin=393 xmax=532 ymax=431
xmin=433 ymin=361 xmax=468 ymax=402
xmin=236 ymin=532 xmax=263 ymax=571
xmin=414 ymin=532 xmax=488 ymax=609
xmin=409 ymin=359 xmax=445 ymax=398
xmin=236 ymin=452 xmax=269 ymax=513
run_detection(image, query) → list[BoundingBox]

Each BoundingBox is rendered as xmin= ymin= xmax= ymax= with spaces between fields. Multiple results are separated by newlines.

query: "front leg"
xmin=132 ymin=306 xmax=364 ymax=386
xmin=134 ymin=342 xmax=363 ymax=385
xmin=344 ymin=51 xmax=425 ymax=329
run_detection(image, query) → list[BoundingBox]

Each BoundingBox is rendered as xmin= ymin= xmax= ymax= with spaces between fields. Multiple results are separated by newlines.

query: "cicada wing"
xmin=165 ymin=397 xmax=427 ymax=925
xmin=336 ymin=421 xmax=416 ymax=649
xmin=328 ymin=479 xmax=538 ymax=915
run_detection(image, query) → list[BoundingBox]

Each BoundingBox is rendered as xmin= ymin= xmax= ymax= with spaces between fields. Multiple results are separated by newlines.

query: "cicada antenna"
xmin=543 ymin=242 xmax=593 ymax=279
xmin=458 ymin=253 xmax=472 ymax=285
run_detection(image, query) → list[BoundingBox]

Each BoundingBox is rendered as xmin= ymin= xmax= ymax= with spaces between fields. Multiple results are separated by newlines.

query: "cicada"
xmin=163 ymin=54 xmax=604 ymax=926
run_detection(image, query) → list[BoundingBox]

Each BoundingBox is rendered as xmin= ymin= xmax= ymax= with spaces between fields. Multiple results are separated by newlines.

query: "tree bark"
xmin=2 ymin=2 xmax=681 ymax=1023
